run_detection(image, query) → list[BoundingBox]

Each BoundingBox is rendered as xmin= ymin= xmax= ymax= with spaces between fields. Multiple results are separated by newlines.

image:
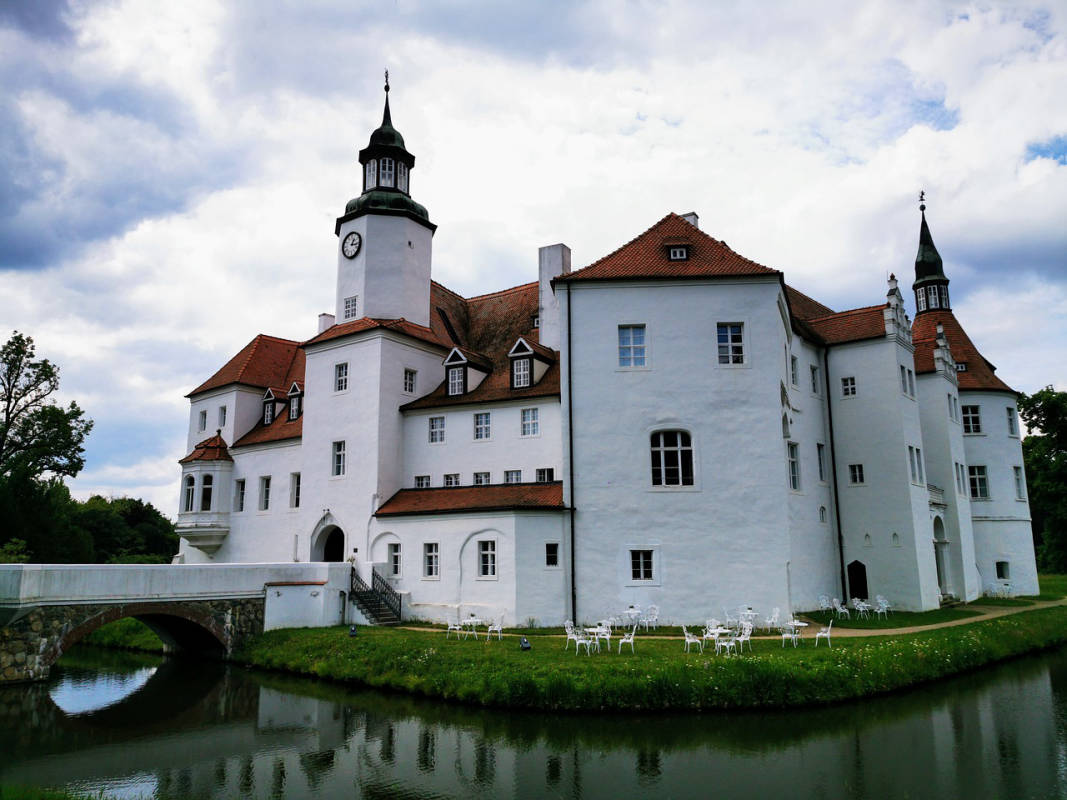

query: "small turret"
xmin=912 ymin=192 xmax=950 ymax=314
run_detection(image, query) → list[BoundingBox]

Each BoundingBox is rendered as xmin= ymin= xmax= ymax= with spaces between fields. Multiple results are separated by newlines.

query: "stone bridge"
xmin=0 ymin=563 xmax=352 ymax=683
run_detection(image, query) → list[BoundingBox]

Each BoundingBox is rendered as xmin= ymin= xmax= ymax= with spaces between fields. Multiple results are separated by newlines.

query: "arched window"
xmin=200 ymin=474 xmax=213 ymax=511
xmin=380 ymin=157 xmax=395 ymax=187
xmin=365 ymin=159 xmax=376 ymax=189
xmin=819 ymin=506 xmax=827 ymax=523
xmin=183 ymin=475 xmax=195 ymax=512
xmin=650 ymin=430 xmax=693 ymax=486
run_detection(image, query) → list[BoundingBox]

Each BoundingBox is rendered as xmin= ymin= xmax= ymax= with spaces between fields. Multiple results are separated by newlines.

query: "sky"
xmin=0 ymin=0 xmax=1064 ymax=517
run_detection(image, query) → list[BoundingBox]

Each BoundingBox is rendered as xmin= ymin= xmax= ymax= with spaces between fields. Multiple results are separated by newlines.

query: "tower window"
xmin=198 ymin=409 xmax=207 ymax=431
xmin=404 ymin=368 xmax=417 ymax=394
xmin=364 ymin=159 xmax=376 ymax=190
xmin=183 ymin=475 xmax=195 ymax=512
xmin=969 ymin=465 xmax=989 ymax=499
xmin=939 ymin=285 xmax=950 ymax=308
xmin=380 ymin=157 xmax=395 ymax=187
xmin=199 ymin=474 xmax=213 ymax=511
xmin=397 ymin=161 xmax=409 ymax=193
xmin=962 ymin=405 xmax=981 ymax=434
xmin=916 ymin=289 xmax=927 ymax=312
xmin=343 ymin=295 xmax=359 ymax=320
xmin=927 ymin=285 xmax=940 ymax=309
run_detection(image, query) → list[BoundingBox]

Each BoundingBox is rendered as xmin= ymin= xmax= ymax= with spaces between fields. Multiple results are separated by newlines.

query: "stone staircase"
xmin=350 ymin=568 xmax=402 ymax=626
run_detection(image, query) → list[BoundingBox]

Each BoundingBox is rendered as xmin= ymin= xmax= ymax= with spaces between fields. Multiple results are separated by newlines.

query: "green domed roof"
xmin=368 ymin=101 xmax=406 ymax=149
xmin=345 ymin=189 xmax=430 ymax=222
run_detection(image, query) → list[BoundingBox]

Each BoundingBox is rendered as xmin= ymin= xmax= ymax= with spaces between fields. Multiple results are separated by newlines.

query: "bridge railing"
xmin=371 ymin=568 xmax=402 ymax=620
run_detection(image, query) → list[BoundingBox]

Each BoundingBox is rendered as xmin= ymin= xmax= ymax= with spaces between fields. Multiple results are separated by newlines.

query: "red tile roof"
xmin=785 ymin=285 xmax=835 ymax=320
xmin=232 ymin=414 xmax=303 ymax=448
xmin=375 ymin=482 xmax=565 ymax=517
xmin=912 ymin=310 xmax=1015 ymax=393
xmin=188 ymin=334 xmax=303 ymax=397
xmin=179 ymin=432 xmax=232 ymax=463
xmin=806 ymin=304 xmax=887 ymax=345
xmin=557 ymin=213 xmax=780 ymax=283
xmin=302 ymin=316 xmax=453 ymax=350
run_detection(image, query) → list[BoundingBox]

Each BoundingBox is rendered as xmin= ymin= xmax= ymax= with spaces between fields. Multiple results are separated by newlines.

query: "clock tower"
xmin=334 ymin=75 xmax=436 ymax=328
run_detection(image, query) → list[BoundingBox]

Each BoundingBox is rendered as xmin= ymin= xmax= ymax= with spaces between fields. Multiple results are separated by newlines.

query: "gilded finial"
xmin=384 ymin=69 xmax=390 ymax=93
xmin=919 ymin=189 xmax=926 ymax=213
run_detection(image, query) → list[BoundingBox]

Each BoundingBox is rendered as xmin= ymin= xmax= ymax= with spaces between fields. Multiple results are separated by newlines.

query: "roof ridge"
xmin=808 ymin=303 xmax=887 ymax=321
xmin=785 ymin=284 xmax=835 ymax=315
xmin=430 ymin=279 xmax=467 ymax=301
xmin=466 ymin=280 xmax=538 ymax=302
xmin=565 ymin=212 xmax=677 ymax=278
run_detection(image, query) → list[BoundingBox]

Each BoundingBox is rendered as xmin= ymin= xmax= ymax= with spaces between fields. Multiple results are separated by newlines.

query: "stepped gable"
xmin=375 ymin=481 xmax=565 ymax=517
xmin=187 ymin=334 xmax=302 ymax=397
xmin=556 ymin=213 xmax=780 ymax=283
xmin=402 ymin=281 xmax=560 ymax=410
xmin=912 ymin=310 xmax=1015 ymax=393
xmin=179 ymin=431 xmax=232 ymax=463
xmin=806 ymin=304 xmax=887 ymax=345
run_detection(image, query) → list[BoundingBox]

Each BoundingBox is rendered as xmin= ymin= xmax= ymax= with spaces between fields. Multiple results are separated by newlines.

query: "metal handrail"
xmin=351 ymin=566 xmax=370 ymax=594
xmin=371 ymin=568 xmax=402 ymax=620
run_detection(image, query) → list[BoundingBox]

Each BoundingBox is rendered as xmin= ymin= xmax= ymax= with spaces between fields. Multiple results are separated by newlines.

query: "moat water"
xmin=1 ymin=644 xmax=1066 ymax=799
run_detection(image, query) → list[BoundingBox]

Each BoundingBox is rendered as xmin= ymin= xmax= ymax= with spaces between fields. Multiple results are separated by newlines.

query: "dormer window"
xmin=668 ymin=246 xmax=689 ymax=261
xmin=289 ymin=395 xmax=301 ymax=420
xmin=380 ymin=157 xmax=395 ymax=188
xmin=448 ymin=366 xmax=465 ymax=396
xmin=512 ymin=358 xmax=531 ymax=389
xmin=263 ymin=402 xmax=274 ymax=425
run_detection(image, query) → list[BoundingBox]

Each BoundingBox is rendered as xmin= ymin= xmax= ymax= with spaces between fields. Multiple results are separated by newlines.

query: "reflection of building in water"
xmin=1 ymin=655 xmax=1063 ymax=798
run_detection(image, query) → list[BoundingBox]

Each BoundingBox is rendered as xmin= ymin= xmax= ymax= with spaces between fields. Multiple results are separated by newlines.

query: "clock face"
xmin=342 ymin=231 xmax=362 ymax=259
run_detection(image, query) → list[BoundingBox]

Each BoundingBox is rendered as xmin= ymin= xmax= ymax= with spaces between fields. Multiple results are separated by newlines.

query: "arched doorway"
xmin=847 ymin=560 xmax=869 ymax=600
xmin=933 ymin=517 xmax=948 ymax=596
xmin=312 ymin=525 xmax=346 ymax=562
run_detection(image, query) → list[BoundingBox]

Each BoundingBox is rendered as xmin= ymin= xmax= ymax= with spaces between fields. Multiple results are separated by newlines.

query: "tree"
xmin=1018 ymin=386 xmax=1067 ymax=573
xmin=0 ymin=331 xmax=93 ymax=478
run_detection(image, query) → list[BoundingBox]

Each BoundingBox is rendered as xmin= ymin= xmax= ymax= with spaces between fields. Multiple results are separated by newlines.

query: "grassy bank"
xmin=81 ymin=617 xmax=164 ymax=653
xmin=234 ymin=604 xmax=1067 ymax=712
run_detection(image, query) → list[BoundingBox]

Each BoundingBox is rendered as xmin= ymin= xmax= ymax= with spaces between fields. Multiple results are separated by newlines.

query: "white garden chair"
xmin=640 ymin=606 xmax=659 ymax=631
xmin=682 ymin=626 xmax=704 ymax=654
xmin=818 ymin=595 xmax=832 ymax=612
xmin=485 ymin=617 xmax=503 ymax=642
xmin=815 ymin=619 xmax=833 ymax=648
xmin=763 ymin=608 xmax=780 ymax=632
xmin=781 ymin=621 xmax=800 ymax=648
xmin=618 ymin=625 xmax=637 ymax=654
xmin=716 ymin=631 xmax=737 ymax=655
xmin=723 ymin=608 xmax=739 ymax=631
xmin=736 ymin=621 xmax=754 ymax=653
xmin=875 ymin=595 xmax=892 ymax=615
xmin=446 ymin=620 xmax=463 ymax=639
xmin=592 ymin=624 xmax=612 ymax=650
xmin=573 ymin=630 xmax=596 ymax=655
xmin=832 ymin=598 xmax=851 ymax=619
xmin=851 ymin=598 xmax=871 ymax=619
xmin=563 ymin=620 xmax=580 ymax=651
xmin=873 ymin=598 xmax=890 ymax=619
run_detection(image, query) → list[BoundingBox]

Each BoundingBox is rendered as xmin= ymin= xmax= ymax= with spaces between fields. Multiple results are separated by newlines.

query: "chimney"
xmin=318 ymin=313 xmax=335 ymax=334
xmin=538 ymin=244 xmax=571 ymax=351
xmin=681 ymin=211 xmax=699 ymax=229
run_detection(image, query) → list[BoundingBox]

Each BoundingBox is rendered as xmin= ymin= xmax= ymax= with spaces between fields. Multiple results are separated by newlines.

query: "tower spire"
xmin=911 ymin=191 xmax=950 ymax=314
xmin=382 ymin=68 xmax=392 ymax=127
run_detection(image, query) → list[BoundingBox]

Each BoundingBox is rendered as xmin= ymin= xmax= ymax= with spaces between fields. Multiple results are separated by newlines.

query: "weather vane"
xmin=919 ymin=189 xmax=926 ymax=212
xmin=384 ymin=69 xmax=390 ymax=93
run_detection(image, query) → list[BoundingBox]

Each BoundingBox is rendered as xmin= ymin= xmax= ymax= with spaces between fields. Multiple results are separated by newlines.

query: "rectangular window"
xmin=787 ymin=442 xmax=800 ymax=491
xmin=397 ymin=161 xmax=408 ymax=192
xmin=289 ymin=395 xmax=301 ymax=420
xmin=521 ymin=407 xmax=539 ymax=437
xmin=953 ymin=396 xmax=960 ymax=420
xmin=512 ymin=358 xmax=531 ymax=388
xmin=907 ymin=369 xmax=916 ymax=397
xmin=947 ymin=394 xmax=955 ymax=421
xmin=849 ymin=464 xmax=865 ymax=485
xmin=198 ymin=409 xmax=207 ymax=432
xmin=423 ymin=542 xmax=439 ymax=577
xmin=954 ymin=463 xmax=964 ymax=495
xmin=908 ymin=446 xmax=918 ymax=483
xmin=218 ymin=405 xmax=227 ymax=427
xmin=429 ymin=416 xmax=445 ymax=443
xmin=259 ymin=476 xmax=271 ymax=510
xmin=200 ymin=475 xmax=213 ymax=511
xmin=234 ymin=479 xmax=245 ymax=512
xmin=996 ymin=560 xmax=1010 ymax=580
xmin=545 ymin=542 xmax=559 ymax=567
xmin=962 ymin=405 xmax=981 ymax=434
xmin=969 ymin=465 xmax=989 ymax=499
xmin=816 ymin=443 xmax=827 ymax=482
xmin=380 ymin=156 xmax=395 ymax=187
xmin=790 ymin=356 xmax=799 ymax=386
xmin=956 ymin=362 xmax=968 ymax=372
xmin=1006 ymin=407 xmax=1018 ymax=436
xmin=478 ymin=540 xmax=496 ymax=577
xmin=334 ymin=362 xmax=348 ymax=392
xmin=443 ymin=473 xmax=460 ymax=487
xmin=332 ymin=441 xmax=346 ymax=476
xmin=447 ymin=366 xmax=465 ymax=396
xmin=473 ymin=471 xmax=490 ymax=485
xmin=536 ymin=467 xmax=555 ymax=482
xmin=916 ymin=448 xmax=924 ymax=484
xmin=263 ymin=402 xmax=274 ymax=425
xmin=618 ymin=325 xmax=647 ymax=367
xmin=1014 ymin=466 xmax=1025 ymax=499
xmin=415 ymin=475 xmax=430 ymax=488
xmin=343 ymin=295 xmax=359 ymax=320
xmin=917 ymin=288 xmax=927 ymax=312
xmin=290 ymin=473 xmax=301 ymax=508
xmin=403 ymin=368 xmax=417 ymax=394
xmin=810 ymin=365 xmax=820 ymax=394
xmin=474 ymin=412 xmax=491 ymax=440
xmin=841 ymin=377 xmax=856 ymax=396
xmin=630 ymin=549 xmax=653 ymax=581
xmin=388 ymin=542 xmax=401 ymax=576
xmin=900 ymin=365 xmax=908 ymax=395
xmin=717 ymin=323 xmax=744 ymax=365
xmin=650 ymin=430 xmax=694 ymax=487
xmin=504 ymin=469 xmax=522 ymax=484
xmin=668 ymin=246 xmax=688 ymax=260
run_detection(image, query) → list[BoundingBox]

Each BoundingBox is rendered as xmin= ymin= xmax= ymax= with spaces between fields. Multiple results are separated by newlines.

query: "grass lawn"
xmin=968 ymin=596 xmax=1036 ymax=607
xmin=236 ymin=604 xmax=1067 ymax=712
xmin=800 ymin=607 xmax=982 ymax=629
xmin=1035 ymin=573 xmax=1067 ymax=600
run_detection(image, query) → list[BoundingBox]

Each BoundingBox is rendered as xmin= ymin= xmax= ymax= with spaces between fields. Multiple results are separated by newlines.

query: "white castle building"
xmin=175 ymin=86 xmax=1038 ymax=624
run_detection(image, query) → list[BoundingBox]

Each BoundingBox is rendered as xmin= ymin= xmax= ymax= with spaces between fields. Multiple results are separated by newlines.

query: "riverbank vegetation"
xmin=233 ymin=603 xmax=1067 ymax=712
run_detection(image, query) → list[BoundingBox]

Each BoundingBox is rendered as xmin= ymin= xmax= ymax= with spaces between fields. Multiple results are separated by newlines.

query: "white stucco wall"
xmin=185 ymin=386 xmax=263 ymax=453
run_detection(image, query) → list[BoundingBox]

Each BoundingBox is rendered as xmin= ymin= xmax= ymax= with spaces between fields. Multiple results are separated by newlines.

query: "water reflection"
xmin=0 ymin=646 xmax=1065 ymax=798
